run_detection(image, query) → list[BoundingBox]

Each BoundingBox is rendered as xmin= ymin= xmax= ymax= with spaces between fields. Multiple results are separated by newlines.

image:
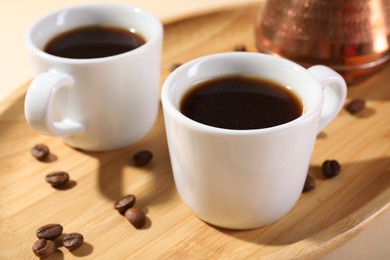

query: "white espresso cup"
xmin=24 ymin=3 xmax=163 ymax=151
xmin=161 ymin=52 xmax=347 ymax=229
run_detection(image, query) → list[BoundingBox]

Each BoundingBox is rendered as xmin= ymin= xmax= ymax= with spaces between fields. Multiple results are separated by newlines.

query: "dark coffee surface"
xmin=44 ymin=25 xmax=145 ymax=59
xmin=180 ymin=76 xmax=303 ymax=130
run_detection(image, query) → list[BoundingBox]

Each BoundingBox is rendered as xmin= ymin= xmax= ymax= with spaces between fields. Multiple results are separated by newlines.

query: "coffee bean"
xmin=31 ymin=144 xmax=50 ymax=161
xmin=132 ymin=150 xmax=153 ymax=166
xmin=63 ymin=232 xmax=84 ymax=251
xmin=45 ymin=172 xmax=70 ymax=187
xmin=234 ymin=44 xmax=247 ymax=51
xmin=322 ymin=160 xmax=341 ymax=178
xmin=125 ymin=207 xmax=146 ymax=229
xmin=345 ymin=99 xmax=366 ymax=114
xmin=32 ymin=239 xmax=56 ymax=258
xmin=302 ymin=175 xmax=315 ymax=192
xmin=36 ymin=223 xmax=63 ymax=240
xmin=114 ymin=194 xmax=136 ymax=215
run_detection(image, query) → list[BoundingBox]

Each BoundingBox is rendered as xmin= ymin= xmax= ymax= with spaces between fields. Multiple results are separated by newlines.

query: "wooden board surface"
xmin=1 ymin=3 xmax=389 ymax=259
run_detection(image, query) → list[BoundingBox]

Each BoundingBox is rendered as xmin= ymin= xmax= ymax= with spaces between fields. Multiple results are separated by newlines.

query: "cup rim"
xmin=25 ymin=2 xmax=163 ymax=64
xmin=161 ymin=52 xmax=323 ymax=136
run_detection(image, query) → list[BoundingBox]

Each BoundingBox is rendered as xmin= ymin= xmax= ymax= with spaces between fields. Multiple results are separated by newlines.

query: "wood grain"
xmin=0 ymin=3 xmax=389 ymax=259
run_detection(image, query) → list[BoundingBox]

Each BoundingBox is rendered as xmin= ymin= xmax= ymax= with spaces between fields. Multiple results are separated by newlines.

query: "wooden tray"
xmin=1 ymin=3 xmax=389 ymax=259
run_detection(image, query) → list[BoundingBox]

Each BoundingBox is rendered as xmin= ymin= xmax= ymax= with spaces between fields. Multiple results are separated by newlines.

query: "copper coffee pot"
xmin=255 ymin=0 xmax=390 ymax=84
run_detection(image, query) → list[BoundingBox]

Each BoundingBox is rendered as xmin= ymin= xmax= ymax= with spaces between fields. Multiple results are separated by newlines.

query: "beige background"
xmin=1 ymin=1 xmax=389 ymax=259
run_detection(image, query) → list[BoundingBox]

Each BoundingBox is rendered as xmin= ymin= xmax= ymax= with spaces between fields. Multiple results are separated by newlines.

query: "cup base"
xmin=195 ymin=213 xmax=285 ymax=231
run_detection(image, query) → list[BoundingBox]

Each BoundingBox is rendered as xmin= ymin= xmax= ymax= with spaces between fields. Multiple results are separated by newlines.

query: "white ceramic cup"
xmin=161 ymin=52 xmax=347 ymax=229
xmin=24 ymin=3 xmax=163 ymax=151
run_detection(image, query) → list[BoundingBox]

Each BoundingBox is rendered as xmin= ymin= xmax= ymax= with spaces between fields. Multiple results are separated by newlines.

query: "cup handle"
xmin=24 ymin=70 xmax=85 ymax=136
xmin=307 ymin=65 xmax=347 ymax=133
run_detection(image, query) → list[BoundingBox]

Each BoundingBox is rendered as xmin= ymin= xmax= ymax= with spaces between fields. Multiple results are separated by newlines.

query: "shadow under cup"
xmin=161 ymin=52 xmax=326 ymax=229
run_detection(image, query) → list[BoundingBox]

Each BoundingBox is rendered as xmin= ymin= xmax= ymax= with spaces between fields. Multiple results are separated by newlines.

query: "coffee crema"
xmin=180 ymin=75 xmax=303 ymax=130
xmin=44 ymin=25 xmax=146 ymax=59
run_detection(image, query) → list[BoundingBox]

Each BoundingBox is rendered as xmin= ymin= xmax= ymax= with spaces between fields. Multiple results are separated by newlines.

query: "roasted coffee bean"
xmin=302 ymin=175 xmax=315 ymax=193
xmin=125 ymin=207 xmax=146 ymax=229
xmin=132 ymin=150 xmax=153 ymax=166
xmin=234 ymin=44 xmax=247 ymax=51
xmin=114 ymin=194 xmax=136 ymax=215
xmin=322 ymin=160 xmax=341 ymax=178
xmin=36 ymin=223 xmax=63 ymax=240
xmin=63 ymin=232 xmax=84 ymax=251
xmin=345 ymin=99 xmax=366 ymax=114
xmin=45 ymin=171 xmax=70 ymax=187
xmin=32 ymin=239 xmax=56 ymax=258
xmin=170 ymin=63 xmax=182 ymax=72
xmin=31 ymin=144 xmax=50 ymax=161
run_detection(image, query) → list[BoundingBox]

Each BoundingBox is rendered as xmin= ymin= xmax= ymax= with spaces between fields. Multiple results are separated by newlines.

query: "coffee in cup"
xmin=180 ymin=75 xmax=303 ymax=130
xmin=44 ymin=25 xmax=146 ymax=59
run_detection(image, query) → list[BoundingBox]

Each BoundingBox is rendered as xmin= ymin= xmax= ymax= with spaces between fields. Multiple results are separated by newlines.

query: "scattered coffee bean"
xmin=114 ymin=194 xmax=136 ymax=215
xmin=302 ymin=175 xmax=315 ymax=192
xmin=170 ymin=63 xmax=182 ymax=72
xmin=322 ymin=160 xmax=341 ymax=178
xmin=63 ymin=232 xmax=84 ymax=251
xmin=31 ymin=144 xmax=50 ymax=161
xmin=345 ymin=99 xmax=366 ymax=114
xmin=32 ymin=239 xmax=56 ymax=258
xmin=234 ymin=44 xmax=247 ymax=52
xmin=125 ymin=207 xmax=146 ymax=229
xmin=45 ymin=171 xmax=70 ymax=187
xmin=36 ymin=223 xmax=63 ymax=240
xmin=132 ymin=150 xmax=153 ymax=166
